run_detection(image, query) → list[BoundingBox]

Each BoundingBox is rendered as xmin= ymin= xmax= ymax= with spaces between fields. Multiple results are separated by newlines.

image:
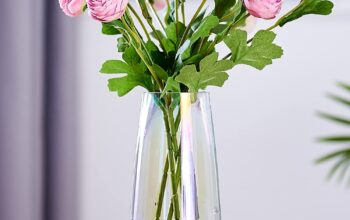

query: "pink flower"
xmin=153 ymin=0 xmax=166 ymax=11
xmin=244 ymin=0 xmax=283 ymax=20
xmin=59 ymin=0 xmax=86 ymax=17
xmin=87 ymin=0 xmax=129 ymax=22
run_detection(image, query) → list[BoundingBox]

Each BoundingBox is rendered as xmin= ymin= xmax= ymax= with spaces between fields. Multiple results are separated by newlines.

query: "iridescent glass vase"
xmin=131 ymin=92 xmax=221 ymax=220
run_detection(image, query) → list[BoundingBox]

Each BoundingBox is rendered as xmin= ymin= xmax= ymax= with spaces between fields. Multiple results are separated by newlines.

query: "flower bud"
xmin=87 ymin=0 xmax=129 ymax=22
xmin=244 ymin=0 xmax=283 ymax=20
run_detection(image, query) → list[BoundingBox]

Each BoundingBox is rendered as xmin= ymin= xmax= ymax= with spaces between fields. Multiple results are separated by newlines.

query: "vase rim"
xmin=144 ymin=91 xmax=209 ymax=94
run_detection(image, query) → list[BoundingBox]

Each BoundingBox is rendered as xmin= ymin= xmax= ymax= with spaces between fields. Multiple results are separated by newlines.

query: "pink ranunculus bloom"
xmin=153 ymin=0 xmax=166 ymax=11
xmin=244 ymin=0 xmax=283 ymax=20
xmin=87 ymin=0 xmax=129 ymax=22
xmin=59 ymin=0 xmax=86 ymax=17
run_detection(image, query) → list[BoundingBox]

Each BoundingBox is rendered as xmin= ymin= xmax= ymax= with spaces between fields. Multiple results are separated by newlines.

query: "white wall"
xmin=77 ymin=1 xmax=350 ymax=219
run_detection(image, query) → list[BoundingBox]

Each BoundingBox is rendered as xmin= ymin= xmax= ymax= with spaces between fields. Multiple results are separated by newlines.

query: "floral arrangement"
xmin=59 ymin=0 xmax=334 ymax=97
xmin=59 ymin=0 xmax=334 ymax=218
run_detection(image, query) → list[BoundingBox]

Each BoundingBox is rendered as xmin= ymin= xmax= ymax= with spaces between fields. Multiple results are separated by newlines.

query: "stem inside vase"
xmin=156 ymin=94 xmax=183 ymax=220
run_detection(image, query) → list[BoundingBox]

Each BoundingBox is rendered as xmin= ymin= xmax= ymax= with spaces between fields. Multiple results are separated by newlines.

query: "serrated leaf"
xmin=107 ymin=70 xmax=153 ymax=97
xmin=101 ymin=48 xmax=153 ymax=96
xmin=279 ymin=0 xmax=334 ymax=27
xmin=175 ymin=52 xmax=233 ymax=92
xmin=100 ymin=60 xmax=133 ymax=74
xmin=122 ymin=46 xmax=140 ymax=66
xmin=108 ymin=77 xmax=140 ymax=96
xmin=224 ymin=30 xmax=283 ymax=70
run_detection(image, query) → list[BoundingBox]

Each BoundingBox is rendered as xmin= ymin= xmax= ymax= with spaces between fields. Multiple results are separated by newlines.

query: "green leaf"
xmin=190 ymin=15 xmax=220 ymax=45
xmin=224 ymin=30 xmax=283 ymax=70
xmin=191 ymin=9 xmax=207 ymax=31
xmin=117 ymin=37 xmax=128 ymax=52
xmin=326 ymin=158 xmax=350 ymax=180
xmin=101 ymin=48 xmax=153 ymax=96
xmin=214 ymin=0 xmax=237 ymax=18
xmin=175 ymin=52 xmax=233 ymax=92
xmin=152 ymin=64 xmax=168 ymax=81
xmin=162 ymin=38 xmax=176 ymax=53
xmin=327 ymin=94 xmax=350 ymax=108
xmin=278 ymin=0 xmax=334 ymax=27
xmin=108 ymin=77 xmax=140 ymax=96
xmin=179 ymin=15 xmax=220 ymax=60
xmin=165 ymin=22 xmax=186 ymax=45
xmin=220 ymin=1 xmax=244 ymax=22
xmin=151 ymin=30 xmax=165 ymax=40
xmin=318 ymin=112 xmax=350 ymax=127
xmin=83 ymin=4 xmax=88 ymax=12
xmin=107 ymin=70 xmax=153 ymax=97
xmin=316 ymin=148 xmax=350 ymax=164
xmin=102 ymin=23 xmax=121 ymax=35
xmin=145 ymin=41 xmax=167 ymax=68
xmin=161 ymin=77 xmax=181 ymax=97
xmin=338 ymin=82 xmax=350 ymax=92
xmin=100 ymin=60 xmax=133 ymax=74
xmin=122 ymin=47 xmax=141 ymax=66
xmin=319 ymin=136 xmax=350 ymax=142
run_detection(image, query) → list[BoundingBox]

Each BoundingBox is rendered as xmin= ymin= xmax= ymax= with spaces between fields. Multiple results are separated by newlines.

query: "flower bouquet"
xmin=59 ymin=0 xmax=334 ymax=219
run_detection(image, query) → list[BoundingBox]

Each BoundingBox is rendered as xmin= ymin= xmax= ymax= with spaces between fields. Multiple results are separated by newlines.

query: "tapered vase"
xmin=131 ymin=92 xmax=221 ymax=220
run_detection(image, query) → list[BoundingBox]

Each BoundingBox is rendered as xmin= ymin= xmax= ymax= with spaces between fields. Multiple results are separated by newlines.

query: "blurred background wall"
xmin=0 ymin=1 xmax=78 ymax=220
xmin=0 ymin=0 xmax=350 ymax=220
xmin=76 ymin=0 xmax=350 ymax=220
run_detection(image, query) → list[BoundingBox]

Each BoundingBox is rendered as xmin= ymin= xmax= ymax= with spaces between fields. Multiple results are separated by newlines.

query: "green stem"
xmin=136 ymin=0 xmax=167 ymax=52
xmin=150 ymin=3 xmax=166 ymax=32
xmin=155 ymin=155 xmax=170 ymax=220
xmin=155 ymin=97 xmax=182 ymax=220
xmin=181 ymin=0 xmax=185 ymax=24
xmin=127 ymin=5 xmax=151 ymax=41
xmin=166 ymin=143 xmax=181 ymax=220
xmin=178 ymin=0 xmax=207 ymax=48
xmin=175 ymin=0 xmax=180 ymax=35
xmin=120 ymin=18 xmax=164 ymax=90
xmin=165 ymin=0 xmax=171 ymax=25
xmin=163 ymin=108 xmax=181 ymax=220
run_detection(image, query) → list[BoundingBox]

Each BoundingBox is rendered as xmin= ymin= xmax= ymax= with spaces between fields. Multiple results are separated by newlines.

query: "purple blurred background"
xmin=0 ymin=1 xmax=78 ymax=220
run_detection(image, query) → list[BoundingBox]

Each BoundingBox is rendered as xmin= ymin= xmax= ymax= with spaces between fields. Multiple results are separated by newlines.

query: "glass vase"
xmin=131 ymin=92 xmax=221 ymax=220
